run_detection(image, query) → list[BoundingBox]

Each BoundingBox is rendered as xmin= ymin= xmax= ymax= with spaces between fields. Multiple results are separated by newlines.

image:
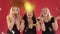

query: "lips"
xmin=28 ymin=15 xmax=31 ymax=16
xmin=14 ymin=14 xmax=17 ymax=18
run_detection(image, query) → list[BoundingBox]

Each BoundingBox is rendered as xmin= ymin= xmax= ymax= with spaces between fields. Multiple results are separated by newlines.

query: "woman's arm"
xmin=40 ymin=22 xmax=46 ymax=31
xmin=6 ymin=16 xmax=15 ymax=31
xmin=52 ymin=16 xmax=60 ymax=31
xmin=37 ymin=17 xmax=46 ymax=31
xmin=36 ymin=21 xmax=41 ymax=31
xmin=56 ymin=16 xmax=60 ymax=20
xmin=15 ymin=18 xmax=20 ymax=31
xmin=20 ymin=20 xmax=25 ymax=32
xmin=52 ymin=19 xmax=58 ymax=31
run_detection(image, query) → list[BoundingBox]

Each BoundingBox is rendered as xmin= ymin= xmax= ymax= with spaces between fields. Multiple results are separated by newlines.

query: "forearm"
xmin=41 ymin=23 xmax=46 ymax=31
xmin=52 ymin=20 xmax=58 ymax=31
xmin=20 ymin=21 xmax=25 ymax=32
xmin=16 ymin=20 xmax=20 ymax=30
xmin=36 ymin=22 xmax=40 ymax=31
xmin=7 ymin=16 xmax=15 ymax=31
xmin=16 ymin=23 xmax=20 ymax=31
xmin=8 ymin=22 xmax=14 ymax=31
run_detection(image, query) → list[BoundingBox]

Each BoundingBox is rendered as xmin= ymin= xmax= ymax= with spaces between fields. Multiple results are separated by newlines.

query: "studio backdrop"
xmin=0 ymin=0 xmax=60 ymax=34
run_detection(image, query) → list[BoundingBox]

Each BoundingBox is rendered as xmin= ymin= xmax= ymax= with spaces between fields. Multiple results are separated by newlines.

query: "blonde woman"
xmin=6 ymin=6 xmax=24 ymax=34
xmin=37 ymin=8 xmax=58 ymax=34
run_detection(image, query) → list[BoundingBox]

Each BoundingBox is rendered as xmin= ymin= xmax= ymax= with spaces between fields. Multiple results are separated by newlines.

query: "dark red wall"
xmin=0 ymin=0 xmax=60 ymax=34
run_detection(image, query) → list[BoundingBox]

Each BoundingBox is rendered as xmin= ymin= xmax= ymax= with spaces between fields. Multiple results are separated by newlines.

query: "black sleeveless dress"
xmin=7 ymin=24 xmax=20 ymax=34
xmin=42 ymin=17 xmax=55 ymax=34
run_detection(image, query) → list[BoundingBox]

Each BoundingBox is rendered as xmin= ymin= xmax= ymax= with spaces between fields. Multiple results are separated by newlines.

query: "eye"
xmin=16 ymin=8 xmax=19 ymax=11
xmin=12 ymin=9 xmax=15 ymax=11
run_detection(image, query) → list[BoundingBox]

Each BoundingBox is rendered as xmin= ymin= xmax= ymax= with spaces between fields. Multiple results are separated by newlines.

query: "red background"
xmin=0 ymin=0 xmax=60 ymax=34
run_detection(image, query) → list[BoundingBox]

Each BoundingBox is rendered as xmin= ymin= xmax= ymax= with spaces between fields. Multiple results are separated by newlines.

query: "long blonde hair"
xmin=9 ymin=6 xmax=20 ymax=18
xmin=41 ymin=7 xmax=52 ymax=20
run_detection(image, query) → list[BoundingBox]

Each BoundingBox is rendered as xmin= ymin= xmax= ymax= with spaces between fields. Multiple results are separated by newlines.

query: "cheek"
xmin=12 ymin=12 xmax=15 ymax=14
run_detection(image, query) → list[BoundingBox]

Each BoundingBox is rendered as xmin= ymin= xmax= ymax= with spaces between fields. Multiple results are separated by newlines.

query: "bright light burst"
xmin=24 ymin=1 xmax=34 ymax=13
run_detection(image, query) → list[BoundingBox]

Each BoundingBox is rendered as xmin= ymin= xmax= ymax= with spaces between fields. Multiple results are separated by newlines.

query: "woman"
xmin=37 ymin=8 xmax=58 ymax=34
xmin=6 ymin=6 xmax=24 ymax=34
xmin=23 ymin=11 xmax=36 ymax=34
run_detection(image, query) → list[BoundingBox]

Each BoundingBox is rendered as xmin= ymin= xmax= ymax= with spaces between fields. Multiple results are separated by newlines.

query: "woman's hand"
xmin=15 ymin=17 xmax=20 ymax=31
xmin=37 ymin=17 xmax=46 ymax=31
xmin=37 ymin=17 xmax=44 ymax=24
xmin=7 ymin=16 xmax=15 ymax=31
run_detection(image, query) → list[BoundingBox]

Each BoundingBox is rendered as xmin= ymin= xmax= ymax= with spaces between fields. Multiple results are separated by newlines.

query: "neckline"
xmin=44 ymin=17 xmax=53 ymax=23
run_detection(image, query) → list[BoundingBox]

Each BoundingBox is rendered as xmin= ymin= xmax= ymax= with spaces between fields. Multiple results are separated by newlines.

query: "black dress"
xmin=7 ymin=24 xmax=20 ymax=34
xmin=23 ymin=25 xmax=36 ymax=34
xmin=42 ymin=17 xmax=55 ymax=34
xmin=23 ymin=14 xmax=36 ymax=34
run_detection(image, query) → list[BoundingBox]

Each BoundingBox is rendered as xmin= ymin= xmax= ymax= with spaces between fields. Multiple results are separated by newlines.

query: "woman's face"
xmin=12 ymin=7 xmax=20 ymax=15
xmin=27 ymin=12 xmax=33 ymax=18
xmin=11 ymin=7 xmax=20 ymax=18
xmin=42 ymin=8 xmax=49 ymax=16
